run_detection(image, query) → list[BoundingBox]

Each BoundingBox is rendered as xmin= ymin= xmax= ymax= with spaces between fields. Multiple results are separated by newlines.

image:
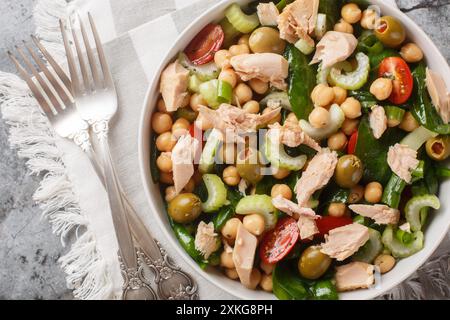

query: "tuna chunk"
xmin=369 ymin=106 xmax=387 ymax=139
xmin=298 ymin=216 xmax=319 ymax=240
xmin=268 ymin=122 xmax=321 ymax=151
xmin=198 ymin=104 xmax=281 ymax=143
xmin=194 ymin=221 xmax=219 ymax=259
xmin=387 ymin=143 xmax=420 ymax=183
xmin=335 ymin=262 xmax=375 ymax=292
xmin=310 ymin=31 xmax=358 ymax=69
xmin=233 ymin=224 xmax=258 ymax=288
xmin=160 ymin=60 xmax=189 ymax=112
xmin=277 ymin=0 xmax=319 ymax=47
xmin=257 ymin=2 xmax=279 ymax=26
xmin=426 ymin=68 xmax=450 ymax=124
xmin=230 ymin=53 xmax=288 ymax=90
xmin=320 ymin=223 xmax=370 ymax=261
xmin=295 ymin=148 xmax=338 ymax=207
xmin=349 ymin=204 xmax=400 ymax=225
xmin=171 ymin=134 xmax=200 ymax=194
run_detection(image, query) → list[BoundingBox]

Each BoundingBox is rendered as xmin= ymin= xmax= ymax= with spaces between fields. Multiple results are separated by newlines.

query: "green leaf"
xmin=150 ymin=134 xmax=160 ymax=183
xmin=273 ymin=261 xmax=309 ymax=300
xmin=318 ymin=0 xmax=342 ymax=31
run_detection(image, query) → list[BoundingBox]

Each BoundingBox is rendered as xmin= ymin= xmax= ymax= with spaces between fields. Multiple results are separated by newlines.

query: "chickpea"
xmin=219 ymin=69 xmax=238 ymax=88
xmin=172 ymin=118 xmax=190 ymax=136
xmin=156 ymin=153 xmax=173 ymax=173
xmin=220 ymin=251 xmax=235 ymax=269
xmin=370 ymin=78 xmax=393 ymax=101
xmin=311 ymin=84 xmax=335 ymax=107
xmin=364 ymin=182 xmax=383 ymax=203
xmin=260 ymin=273 xmax=273 ymax=292
xmin=156 ymin=132 xmax=176 ymax=152
xmin=243 ymin=214 xmax=265 ymax=236
xmin=340 ymin=97 xmax=362 ymax=119
xmin=273 ymin=167 xmax=290 ymax=179
xmin=152 ymin=112 xmax=173 ymax=134
xmin=214 ymin=49 xmax=231 ymax=68
xmin=190 ymin=93 xmax=206 ymax=112
xmin=374 ymin=254 xmax=396 ymax=274
xmin=242 ymin=100 xmax=260 ymax=114
xmin=244 ymin=268 xmax=261 ymax=290
xmin=271 ymin=184 xmax=293 ymax=200
xmin=342 ymin=118 xmax=360 ymax=136
xmin=157 ymin=98 xmax=170 ymax=113
xmin=234 ymin=83 xmax=253 ymax=105
xmin=341 ymin=3 xmax=362 ymax=24
xmin=223 ymin=166 xmax=240 ymax=186
xmin=260 ymin=261 xmax=275 ymax=275
xmin=165 ymin=186 xmax=177 ymax=202
xmin=333 ymin=86 xmax=348 ymax=105
xmin=348 ymin=185 xmax=365 ymax=204
xmin=195 ymin=113 xmax=213 ymax=131
xmin=159 ymin=172 xmax=174 ymax=185
xmin=238 ymin=34 xmax=251 ymax=46
xmin=249 ymin=78 xmax=269 ymax=95
xmin=229 ymin=44 xmax=250 ymax=56
xmin=360 ymin=9 xmax=378 ymax=30
xmin=327 ymin=131 xmax=348 ymax=151
xmin=399 ymin=111 xmax=420 ymax=132
xmin=334 ymin=19 xmax=353 ymax=34
xmin=328 ymin=203 xmax=347 ymax=218
xmin=400 ymin=43 xmax=424 ymax=63
xmin=224 ymin=268 xmax=239 ymax=280
xmin=221 ymin=218 xmax=241 ymax=240
xmin=183 ymin=178 xmax=196 ymax=193
xmin=262 ymin=107 xmax=282 ymax=124
xmin=309 ymin=107 xmax=331 ymax=129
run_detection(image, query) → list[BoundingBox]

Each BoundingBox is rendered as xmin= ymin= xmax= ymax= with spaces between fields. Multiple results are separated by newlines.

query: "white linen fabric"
xmin=0 ymin=0 xmax=448 ymax=300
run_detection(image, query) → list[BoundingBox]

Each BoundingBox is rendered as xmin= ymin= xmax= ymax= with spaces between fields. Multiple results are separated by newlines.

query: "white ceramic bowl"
xmin=139 ymin=0 xmax=450 ymax=300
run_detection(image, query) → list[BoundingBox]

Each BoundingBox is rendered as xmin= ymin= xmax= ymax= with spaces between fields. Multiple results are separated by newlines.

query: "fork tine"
xmin=23 ymin=40 xmax=73 ymax=105
xmin=77 ymin=13 xmax=102 ymax=89
xmin=70 ymin=18 xmax=91 ymax=93
xmin=15 ymin=45 xmax=63 ymax=112
xmin=31 ymin=35 xmax=72 ymax=92
xmin=8 ymin=51 xmax=53 ymax=116
xmin=60 ymin=19 xmax=82 ymax=96
xmin=88 ymin=12 xmax=114 ymax=87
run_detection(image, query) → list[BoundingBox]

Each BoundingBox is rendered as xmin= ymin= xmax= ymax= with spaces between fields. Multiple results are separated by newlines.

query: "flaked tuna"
xmin=230 ymin=53 xmax=288 ymax=90
xmin=335 ymin=262 xmax=375 ymax=292
xmin=194 ymin=221 xmax=219 ymax=259
xmin=171 ymin=134 xmax=200 ymax=194
xmin=311 ymin=31 xmax=358 ymax=69
xmin=257 ymin=2 xmax=279 ymax=26
xmin=268 ymin=121 xmax=322 ymax=151
xmin=233 ymin=224 xmax=258 ymax=288
xmin=426 ymin=68 xmax=450 ymax=124
xmin=349 ymin=204 xmax=400 ymax=225
xmin=369 ymin=106 xmax=387 ymax=139
xmin=320 ymin=223 xmax=370 ymax=261
xmin=387 ymin=143 xmax=419 ymax=183
xmin=160 ymin=60 xmax=189 ymax=112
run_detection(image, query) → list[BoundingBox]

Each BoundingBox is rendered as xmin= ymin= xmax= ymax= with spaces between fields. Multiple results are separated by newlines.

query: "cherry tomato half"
xmin=260 ymin=217 xmax=299 ymax=264
xmin=347 ymin=131 xmax=358 ymax=154
xmin=184 ymin=24 xmax=224 ymax=65
xmin=316 ymin=216 xmax=353 ymax=237
xmin=378 ymin=57 xmax=413 ymax=105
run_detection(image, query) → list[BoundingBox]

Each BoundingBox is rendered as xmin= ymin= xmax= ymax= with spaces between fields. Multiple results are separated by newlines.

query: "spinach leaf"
xmin=369 ymin=48 xmax=399 ymax=69
xmin=310 ymin=279 xmax=339 ymax=300
xmin=349 ymin=90 xmax=377 ymax=111
xmin=318 ymin=0 xmax=342 ymax=31
xmin=255 ymin=175 xmax=277 ymax=195
xmin=354 ymin=116 xmax=406 ymax=185
xmin=285 ymin=44 xmax=316 ymax=120
xmin=211 ymin=188 xmax=243 ymax=231
xmin=273 ymin=261 xmax=309 ymax=300
xmin=319 ymin=182 xmax=349 ymax=209
xmin=150 ymin=134 xmax=160 ymax=183
xmin=411 ymin=62 xmax=450 ymax=134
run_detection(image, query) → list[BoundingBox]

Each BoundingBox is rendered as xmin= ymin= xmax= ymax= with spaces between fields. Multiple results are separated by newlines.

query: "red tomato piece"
xmin=347 ymin=131 xmax=358 ymax=154
xmin=316 ymin=216 xmax=353 ymax=237
xmin=378 ymin=57 xmax=413 ymax=105
xmin=184 ymin=24 xmax=224 ymax=65
xmin=259 ymin=217 xmax=299 ymax=264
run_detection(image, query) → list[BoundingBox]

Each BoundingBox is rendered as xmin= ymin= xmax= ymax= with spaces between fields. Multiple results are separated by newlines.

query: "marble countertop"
xmin=0 ymin=0 xmax=449 ymax=300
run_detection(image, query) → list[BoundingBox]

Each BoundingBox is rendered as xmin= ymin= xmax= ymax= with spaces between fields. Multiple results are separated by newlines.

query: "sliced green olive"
xmin=176 ymin=107 xmax=197 ymax=123
xmin=335 ymin=155 xmax=363 ymax=188
xmin=298 ymin=246 xmax=332 ymax=280
xmin=249 ymin=27 xmax=286 ymax=54
xmin=425 ymin=136 xmax=450 ymax=161
xmin=375 ymin=16 xmax=406 ymax=48
xmin=168 ymin=193 xmax=202 ymax=224
xmin=236 ymin=148 xmax=263 ymax=185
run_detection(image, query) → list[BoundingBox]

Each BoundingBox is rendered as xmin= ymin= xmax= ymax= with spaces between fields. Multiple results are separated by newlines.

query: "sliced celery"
xmin=217 ymin=80 xmax=232 ymax=104
xmin=202 ymin=174 xmax=228 ymax=213
xmin=264 ymin=133 xmax=307 ymax=171
xmin=382 ymin=226 xmax=424 ymax=258
xmin=199 ymin=79 xmax=221 ymax=109
xmin=294 ymin=39 xmax=315 ymax=55
xmin=235 ymin=195 xmax=278 ymax=230
xmin=299 ymin=104 xmax=345 ymax=140
xmin=225 ymin=3 xmax=260 ymax=34
xmin=405 ymin=195 xmax=440 ymax=232
xmin=400 ymin=126 xmax=439 ymax=151
xmin=329 ymin=52 xmax=370 ymax=90
xmin=199 ymin=129 xmax=223 ymax=174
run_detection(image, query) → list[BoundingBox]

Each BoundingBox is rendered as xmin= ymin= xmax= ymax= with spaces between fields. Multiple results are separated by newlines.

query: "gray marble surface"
xmin=0 ymin=0 xmax=449 ymax=300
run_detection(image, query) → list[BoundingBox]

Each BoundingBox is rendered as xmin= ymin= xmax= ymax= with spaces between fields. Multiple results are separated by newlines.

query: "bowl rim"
xmin=138 ymin=0 xmax=450 ymax=300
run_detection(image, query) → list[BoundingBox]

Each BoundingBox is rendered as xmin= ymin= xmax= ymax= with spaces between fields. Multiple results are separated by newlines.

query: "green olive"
xmin=167 ymin=193 xmax=202 ymax=224
xmin=236 ymin=148 xmax=263 ymax=185
xmin=374 ymin=16 xmax=406 ymax=48
xmin=175 ymin=107 xmax=197 ymax=123
xmin=425 ymin=136 xmax=450 ymax=161
xmin=249 ymin=27 xmax=286 ymax=54
xmin=335 ymin=155 xmax=363 ymax=188
xmin=298 ymin=246 xmax=332 ymax=280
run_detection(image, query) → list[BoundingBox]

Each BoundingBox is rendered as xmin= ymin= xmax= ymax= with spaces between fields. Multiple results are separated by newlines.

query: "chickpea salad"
xmin=150 ymin=0 xmax=450 ymax=299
